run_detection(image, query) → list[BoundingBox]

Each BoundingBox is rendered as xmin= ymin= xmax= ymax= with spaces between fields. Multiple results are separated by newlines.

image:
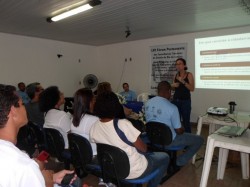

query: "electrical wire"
xmin=116 ymin=59 xmax=127 ymax=92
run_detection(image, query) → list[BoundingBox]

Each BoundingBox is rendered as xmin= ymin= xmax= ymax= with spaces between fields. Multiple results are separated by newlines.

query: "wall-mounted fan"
xmin=83 ymin=74 xmax=98 ymax=89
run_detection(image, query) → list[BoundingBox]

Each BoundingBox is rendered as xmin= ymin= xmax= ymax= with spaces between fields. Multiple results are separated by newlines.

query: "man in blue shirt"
xmin=120 ymin=83 xmax=137 ymax=102
xmin=17 ymin=82 xmax=30 ymax=105
xmin=145 ymin=81 xmax=203 ymax=167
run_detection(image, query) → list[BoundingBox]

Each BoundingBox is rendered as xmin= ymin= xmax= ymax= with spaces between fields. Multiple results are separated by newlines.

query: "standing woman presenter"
xmin=172 ymin=58 xmax=194 ymax=133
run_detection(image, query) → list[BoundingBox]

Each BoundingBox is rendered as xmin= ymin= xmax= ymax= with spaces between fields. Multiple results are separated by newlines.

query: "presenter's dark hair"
xmin=0 ymin=84 xmax=19 ymax=128
xmin=94 ymin=91 xmax=121 ymax=119
xmin=72 ymin=88 xmax=93 ymax=127
xmin=39 ymin=86 xmax=60 ymax=112
xmin=176 ymin=58 xmax=188 ymax=70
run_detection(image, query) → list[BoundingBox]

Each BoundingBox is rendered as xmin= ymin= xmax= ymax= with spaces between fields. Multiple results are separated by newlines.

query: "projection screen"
xmin=195 ymin=33 xmax=250 ymax=90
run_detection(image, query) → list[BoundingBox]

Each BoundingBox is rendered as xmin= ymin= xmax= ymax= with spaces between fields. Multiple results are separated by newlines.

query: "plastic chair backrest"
xmin=97 ymin=143 xmax=130 ymax=182
xmin=127 ymin=118 xmax=145 ymax=133
xmin=44 ymin=128 xmax=65 ymax=161
xmin=16 ymin=123 xmax=37 ymax=156
xmin=68 ymin=133 xmax=94 ymax=178
xmin=137 ymin=93 xmax=149 ymax=102
xmin=28 ymin=122 xmax=47 ymax=150
xmin=146 ymin=121 xmax=173 ymax=147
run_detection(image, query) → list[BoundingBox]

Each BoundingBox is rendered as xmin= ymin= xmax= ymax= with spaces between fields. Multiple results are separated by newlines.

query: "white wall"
xmin=1 ymin=26 xmax=250 ymax=122
xmin=97 ymin=26 xmax=250 ymax=122
xmin=0 ymin=33 xmax=97 ymax=96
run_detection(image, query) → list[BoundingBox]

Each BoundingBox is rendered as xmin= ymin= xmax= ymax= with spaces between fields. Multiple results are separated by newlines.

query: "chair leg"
xmin=168 ymin=151 xmax=180 ymax=173
xmin=161 ymin=151 xmax=180 ymax=184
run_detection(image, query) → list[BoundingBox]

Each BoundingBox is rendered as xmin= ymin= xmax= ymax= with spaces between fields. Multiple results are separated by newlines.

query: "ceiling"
xmin=0 ymin=0 xmax=250 ymax=46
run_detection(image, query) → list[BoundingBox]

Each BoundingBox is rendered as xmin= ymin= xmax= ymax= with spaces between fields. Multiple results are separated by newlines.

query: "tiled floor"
xmin=48 ymin=125 xmax=250 ymax=187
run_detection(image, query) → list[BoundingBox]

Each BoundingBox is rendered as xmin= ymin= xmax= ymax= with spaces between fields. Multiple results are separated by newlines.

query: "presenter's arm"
xmin=184 ymin=73 xmax=194 ymax=92
xmin=171 ymin=74 xmax=180 ymax=89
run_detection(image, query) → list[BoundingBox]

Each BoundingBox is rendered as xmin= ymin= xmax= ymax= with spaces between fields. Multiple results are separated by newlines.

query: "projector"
xmin=207 ymin=107 xmax=228 ymax=116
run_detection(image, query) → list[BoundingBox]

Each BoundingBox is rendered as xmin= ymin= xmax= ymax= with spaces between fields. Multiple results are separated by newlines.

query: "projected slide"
xmin=195 ymin=33 xmax=250 ymax=90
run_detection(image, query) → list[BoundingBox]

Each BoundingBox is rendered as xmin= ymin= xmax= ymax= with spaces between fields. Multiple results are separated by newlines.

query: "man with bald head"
xmin=145 ymin=81 xmax=204 ymax=167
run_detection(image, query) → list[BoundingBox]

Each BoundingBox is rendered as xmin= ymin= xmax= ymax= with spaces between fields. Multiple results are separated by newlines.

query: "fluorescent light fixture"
xmin=47 ymin=0 xmax=101 ymax=22
xmin=51 ymin=4 xmax=92 ymax=22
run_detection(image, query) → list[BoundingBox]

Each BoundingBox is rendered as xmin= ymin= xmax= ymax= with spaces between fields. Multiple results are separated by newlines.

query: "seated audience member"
xmin=97 ymin=82 xmax=132 ymax=118
xmin=71 ymin=88 xmax=98 ymax=155
xmin=0 ymin=84 xmax=78 ymax=187
xmin=96 ymin=82 xmax=112 ymax=95
xmin=120 ymin=82 xmax=137 ymax=102
xmin=39 ymin=86 xmax=71 ymax=149
xmin=71 ymin=88 xmax=112 ymax=187
xmin=17 ymin=82 xmax=31 ymax=104
xmin=97 ymin=82 xmax=126 ymax=118
xmin=144 ymin=81 xmax=204 ymax=167
xmin=25 ymin=82 xmax=44 ymax=127
xmin=90 ymin=91 xmax=169 ymax=187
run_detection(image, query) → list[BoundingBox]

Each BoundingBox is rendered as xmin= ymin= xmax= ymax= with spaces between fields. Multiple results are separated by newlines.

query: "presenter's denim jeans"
xmin=172 ymin=99 xmax=191 ymax=133
xmin=166 ymin=133 xmax=204 ymax=166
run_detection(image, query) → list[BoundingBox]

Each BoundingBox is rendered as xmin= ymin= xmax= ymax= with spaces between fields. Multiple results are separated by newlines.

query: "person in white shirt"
xmin=71 ymin=88 xmax=98 ymax=155
xmin=90 ymin=91 xmax=169 ymax=187
xmin=39 ymin=86 xmax=71 ymax=149
xmin=0 ymin=84 xmax=76 ymax=187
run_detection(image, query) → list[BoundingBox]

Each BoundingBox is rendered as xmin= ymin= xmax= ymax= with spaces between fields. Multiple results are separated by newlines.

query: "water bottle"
xmin=228 ymin=101 xmax=236 ymax=114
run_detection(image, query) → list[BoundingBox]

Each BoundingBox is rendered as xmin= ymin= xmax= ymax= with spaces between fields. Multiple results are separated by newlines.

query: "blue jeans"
xmin=172 ymin=99 xmax=191 ymax=133
xmin=166 ymin=133 xmax=204 ymax=166
xmin=139 ymin=152 xmax=169 ymax=187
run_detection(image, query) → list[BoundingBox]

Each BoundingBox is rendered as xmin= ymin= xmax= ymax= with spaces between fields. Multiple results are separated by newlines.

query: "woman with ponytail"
xmin=71 ymin=88 xmax=98 ymax=155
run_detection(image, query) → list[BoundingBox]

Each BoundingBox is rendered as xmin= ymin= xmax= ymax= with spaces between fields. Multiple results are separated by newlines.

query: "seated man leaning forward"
xmin=144 ymin=81 xmax=204 ymax=167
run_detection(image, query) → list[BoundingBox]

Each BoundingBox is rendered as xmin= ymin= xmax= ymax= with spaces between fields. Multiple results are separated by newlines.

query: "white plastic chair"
xmin=137 ymin=93 xmax=149 ymax=102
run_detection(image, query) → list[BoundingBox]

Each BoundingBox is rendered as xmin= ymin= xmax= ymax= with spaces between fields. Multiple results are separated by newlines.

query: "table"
xmin=192 ymin=112 xmax=250 ymax=164
xmin=124 ymin=101 xmax=144 ymax=113
xmin=200 ymin=129 xmax=250 ymax=187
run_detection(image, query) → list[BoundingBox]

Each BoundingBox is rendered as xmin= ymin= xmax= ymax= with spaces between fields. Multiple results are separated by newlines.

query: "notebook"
xmin=216 ymin=125 xmax=248 ymax=137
